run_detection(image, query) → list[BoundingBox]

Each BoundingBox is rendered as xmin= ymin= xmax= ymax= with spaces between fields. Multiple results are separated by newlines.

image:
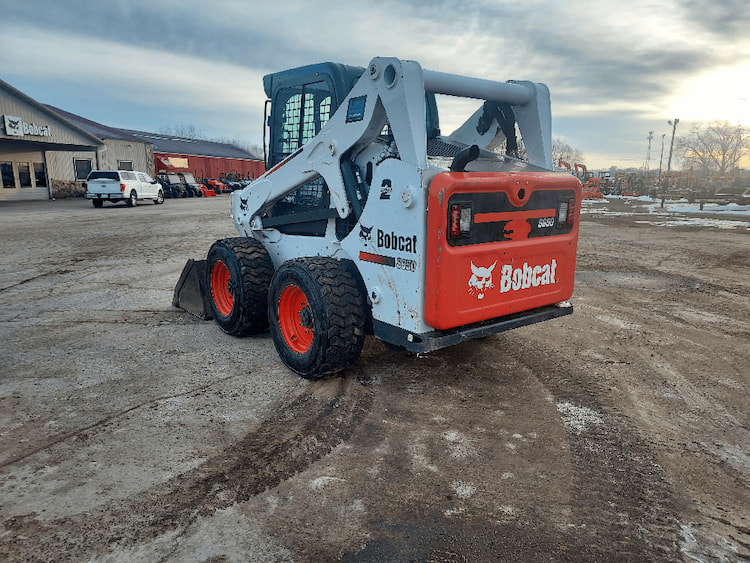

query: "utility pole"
xmin=667 ymin=119 xmax=679 ymax=172
xmin=658 ymin=133 xmax=666 ymax=183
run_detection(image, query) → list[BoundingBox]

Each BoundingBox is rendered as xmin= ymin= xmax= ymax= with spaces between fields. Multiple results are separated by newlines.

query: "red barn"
xmin=124 ymin=131 xmax=264 ymax=180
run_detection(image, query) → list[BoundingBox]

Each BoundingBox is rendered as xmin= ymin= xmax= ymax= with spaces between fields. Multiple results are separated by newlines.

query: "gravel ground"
xmin=1 ymin=195 xmax=748 ymax=562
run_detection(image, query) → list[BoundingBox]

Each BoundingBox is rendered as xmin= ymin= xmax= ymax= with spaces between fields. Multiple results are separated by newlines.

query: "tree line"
xmin=158 ymin=124 xmax=263 ymax=157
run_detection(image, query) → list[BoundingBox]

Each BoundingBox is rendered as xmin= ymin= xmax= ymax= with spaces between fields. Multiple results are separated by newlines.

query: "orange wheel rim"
xmin=278 ymin=284 xmax=313 ymax=354
xmin=211 ymin=260 xmax=234 ymax=317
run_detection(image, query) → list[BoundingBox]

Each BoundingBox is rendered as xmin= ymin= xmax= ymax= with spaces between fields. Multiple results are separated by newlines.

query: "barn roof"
xmin=121 ymin=129 xmax=261 ymax=160
xmin=45 ymin=105 xmax=142 ymax=143
xmin=45 ymin=106 xmax=261 ymax=161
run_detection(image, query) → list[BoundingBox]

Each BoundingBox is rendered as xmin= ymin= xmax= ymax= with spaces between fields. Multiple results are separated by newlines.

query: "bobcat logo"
xmin=468 ymin=261 xmax=496 ymax=299
xmin=4 ymin=116 xmax=22 ymax=136
xmin=359 ymin=224 xmax=373 ymax=245
xmin=239 ymin=197 xmax=248 ymax=212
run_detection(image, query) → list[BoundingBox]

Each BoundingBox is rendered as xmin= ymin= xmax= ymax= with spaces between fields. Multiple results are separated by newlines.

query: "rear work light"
xmin=449 ymin=203 xmax=473 ymax=238
xmin=120 ymin=183 xmax=126 ymax=192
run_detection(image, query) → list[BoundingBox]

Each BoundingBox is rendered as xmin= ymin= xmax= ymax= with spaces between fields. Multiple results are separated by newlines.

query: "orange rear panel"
xmin=425 ymin=171 xmax=581 ymax=330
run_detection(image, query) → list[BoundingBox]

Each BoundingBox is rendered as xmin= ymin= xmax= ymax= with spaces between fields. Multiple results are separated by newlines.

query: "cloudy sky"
xmin=2 ymin=0 xmax=749 ymax=169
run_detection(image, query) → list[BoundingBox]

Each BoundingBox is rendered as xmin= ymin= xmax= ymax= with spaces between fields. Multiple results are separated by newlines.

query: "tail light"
xmin=82 ymin=182 xmax=87 ymax=189
xmin=557 ymin=198 xmax=576 ymax=226
xmin=449 ymin=203 xmax=473 ymax=238
xmin=120 ymin=183 xmax=126 ymax=192
xmin=566 ymin=198 xmax=576 ymax=226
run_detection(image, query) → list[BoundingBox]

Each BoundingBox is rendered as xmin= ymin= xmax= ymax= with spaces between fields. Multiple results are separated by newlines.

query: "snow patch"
xmin=443 ymin=430 xmax=478 ymax=458
xmin=451 ymin=481 xmax=476 ymax=499
xmin=309 ymin=476 xmax=346 ymax=490
xmin=556 ymin=402 xmax=605 ymax=435
xmin=595 ymin=314 xmax=640 ymax=330
xmin=680 ymin=522 xmax=740 ymax=562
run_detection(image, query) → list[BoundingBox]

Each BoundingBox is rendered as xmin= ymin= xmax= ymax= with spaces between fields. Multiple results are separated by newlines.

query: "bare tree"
xmin=158 ymin=124 xmax=203 ymax=139
xmin=677 ymin=121 xmax=749 ymax=175
xmin=158 ymin=125 xmax=261 ymax=157
xmin=552 ymin=138 xmax=584 ymax=166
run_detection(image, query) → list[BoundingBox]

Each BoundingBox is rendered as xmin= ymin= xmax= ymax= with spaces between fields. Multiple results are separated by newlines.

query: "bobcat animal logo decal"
xmin=468 ymin=261 xmax=496 ymax=299
xmin=5 ymin=117 xmax=22 ymax=136
xmin=359 ymin=224 xmax=373 ymax=245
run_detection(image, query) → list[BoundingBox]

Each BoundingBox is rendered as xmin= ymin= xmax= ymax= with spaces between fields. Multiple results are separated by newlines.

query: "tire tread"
xmin=207 ymin=237 xmax=273 ymax=336
xmin=270 ymin=257 xmax=366 ymax=378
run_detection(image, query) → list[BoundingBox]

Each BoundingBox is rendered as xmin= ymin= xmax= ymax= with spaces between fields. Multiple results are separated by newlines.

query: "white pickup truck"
xmin=84 ymin=170 xmax=164 ymax=208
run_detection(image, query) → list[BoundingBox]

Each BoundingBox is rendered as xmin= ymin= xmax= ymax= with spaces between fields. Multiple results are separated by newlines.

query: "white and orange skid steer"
xmin=174 ymin=56 xmax=581 ymax=378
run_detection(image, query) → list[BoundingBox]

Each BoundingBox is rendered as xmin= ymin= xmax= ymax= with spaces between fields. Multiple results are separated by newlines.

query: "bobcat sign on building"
xmin=0 ymin=78 xmax=103 ymax=201
xmin=1 ymin=77 xmax=263 ymax=202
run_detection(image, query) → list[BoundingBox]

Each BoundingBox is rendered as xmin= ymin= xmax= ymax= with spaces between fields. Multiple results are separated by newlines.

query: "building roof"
xmin=121 ymin=129 xmax=261 ymax=160
xmin=46 ymin=105 xmax=143 ymax=143
xmin=0 ymin=80 xmax=102 ymax=147
xmin=45 ymin=105 xmax=261 ymax=161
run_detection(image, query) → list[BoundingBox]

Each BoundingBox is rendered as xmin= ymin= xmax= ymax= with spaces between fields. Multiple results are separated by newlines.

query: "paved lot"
xmin=1 ymin=196 xmax=749 ymax=562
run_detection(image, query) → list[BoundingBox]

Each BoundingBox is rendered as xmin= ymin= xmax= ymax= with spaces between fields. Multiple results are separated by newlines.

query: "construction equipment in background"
xmin=573 ymin=163 xmax=604 ymax=199
xmin=558 ymin=160 xmax=602 ymax=199
xmin=175 ymin=56 xmax=582 ymax=378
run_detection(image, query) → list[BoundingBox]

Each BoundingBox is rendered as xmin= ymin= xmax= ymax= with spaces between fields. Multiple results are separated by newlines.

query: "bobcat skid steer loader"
xmin=174 ymin=56 xmax=582 ymax=378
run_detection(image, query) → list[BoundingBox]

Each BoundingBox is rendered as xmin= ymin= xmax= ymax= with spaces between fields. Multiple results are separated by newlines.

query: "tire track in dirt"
xmin=330 ymin=337 xmax=683 ymax=563
xmin=1 ymin=376 xmax=372 ymax=562
xmin=505 ymin=337 xmax=683 ymax=562
xmin=0 ymin=376 xmax=237 ymax=470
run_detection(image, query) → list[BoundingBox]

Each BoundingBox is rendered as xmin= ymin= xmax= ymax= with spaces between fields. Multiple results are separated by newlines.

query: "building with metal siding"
xmin=52 ymin=115 xmax=264 ymax=182
xmin=153 ymin=151 xmax=264 ymax=180
xmin=47 ymin=107 xmax=155 ymax=178
xmin=0 ymin=79 xmax=102 ymax=201
xmin=2 ymin=78 xmax=264 ymax=202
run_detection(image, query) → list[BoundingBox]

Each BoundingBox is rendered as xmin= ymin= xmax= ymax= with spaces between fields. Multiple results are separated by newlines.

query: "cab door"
xmin=138 ymin=173 xmax=155 ymax=198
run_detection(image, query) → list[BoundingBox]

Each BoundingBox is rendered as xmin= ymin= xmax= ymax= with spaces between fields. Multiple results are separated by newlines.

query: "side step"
xmin=172 ymin=259 xmax=213 ymax=320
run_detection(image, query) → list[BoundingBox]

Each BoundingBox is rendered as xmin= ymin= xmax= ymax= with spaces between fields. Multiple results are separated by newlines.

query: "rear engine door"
xmin=425 ymin=171 xmax=581 ymax=330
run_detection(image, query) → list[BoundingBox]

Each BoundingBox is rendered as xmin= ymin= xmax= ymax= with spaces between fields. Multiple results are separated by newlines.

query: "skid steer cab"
xmin=174 ymin=56 xmax=582 ymax=379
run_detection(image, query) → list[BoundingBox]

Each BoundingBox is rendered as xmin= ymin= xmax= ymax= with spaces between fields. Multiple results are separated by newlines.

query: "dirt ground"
xmin=1 ymin=195 xmax=748 ymax=562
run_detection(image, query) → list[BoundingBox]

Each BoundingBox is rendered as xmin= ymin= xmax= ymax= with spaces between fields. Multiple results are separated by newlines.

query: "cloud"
xmin=2 ymin=0 xmax=749 ymax=168
xmin=680 ymin=0 xmax=750 ymax=39
xmin=2 ymin=24 xmax=267 ymax=143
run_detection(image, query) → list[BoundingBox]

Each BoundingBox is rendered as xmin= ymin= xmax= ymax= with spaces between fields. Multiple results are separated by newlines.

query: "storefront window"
xmin=1 ymin=162 xmax=14 ymax=188
xmin=34 ymin=163 xmax=47 ymax=187
xmin=74 ymin=159 xmax=92 ymax=180
xmin=18 ymin=163 xmax=32 ymax=188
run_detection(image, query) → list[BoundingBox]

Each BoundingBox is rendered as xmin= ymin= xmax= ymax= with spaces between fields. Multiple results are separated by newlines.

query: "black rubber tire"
xmin=268 ymin=258 xmax=366 ymax=379
xmin=154 ymin=189 xmax=164 ymax=204
xmin=206 ymin=237 xmax=274 ymax=336
xmin=92 ymin=199 xmax=104 ymax=208
xmin=127 ymin=190 xmax=137 ymax=207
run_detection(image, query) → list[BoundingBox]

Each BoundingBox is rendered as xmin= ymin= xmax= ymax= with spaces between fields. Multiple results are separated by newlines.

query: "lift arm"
xmin=231 ymin=56 xmax=553 ymax=233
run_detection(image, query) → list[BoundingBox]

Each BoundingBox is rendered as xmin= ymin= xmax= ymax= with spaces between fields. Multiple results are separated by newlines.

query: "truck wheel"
xmin=154 ymin=189 xmax=164 ymax=204
xmin=127 ymin=190 xmax=137 ymax=207
xmin=206 ymin=237 xmax=273 ymax=336
xmin=269 ymin=258 xmax=366 ymax=379
xmin=92 ymin=199 xmax=103 ymax=208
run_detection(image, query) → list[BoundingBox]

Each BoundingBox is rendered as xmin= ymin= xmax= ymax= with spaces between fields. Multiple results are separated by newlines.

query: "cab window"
xmin=273 ymin=81 xmax=333 ymax=165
